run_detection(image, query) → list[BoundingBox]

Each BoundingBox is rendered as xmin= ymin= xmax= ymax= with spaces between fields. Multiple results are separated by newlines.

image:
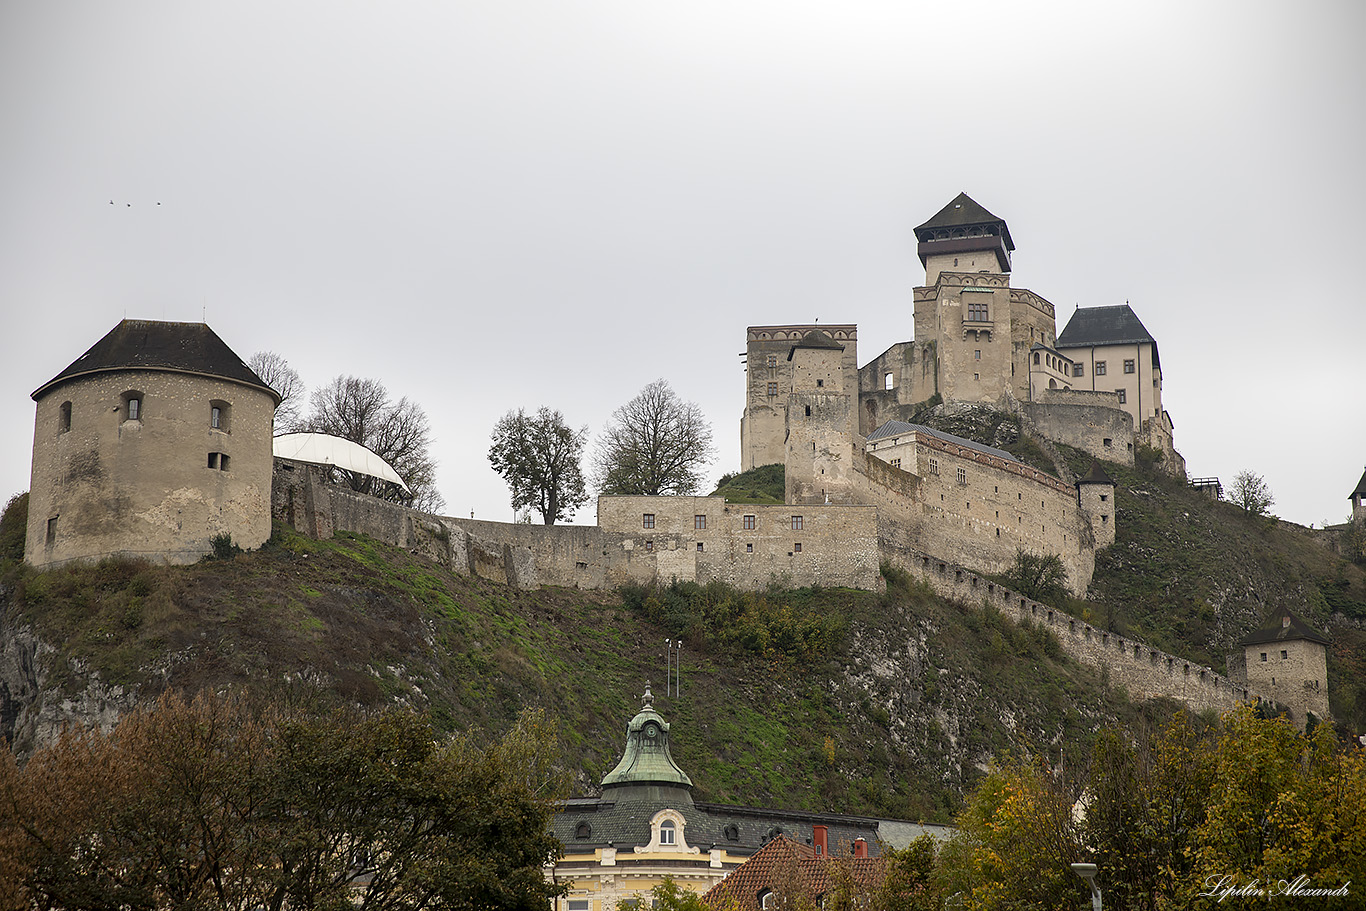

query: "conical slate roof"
xmin=601 ymin=687 xmax=693 ymax=789
xmin=33 ymin=319 xmax=279 ymax=403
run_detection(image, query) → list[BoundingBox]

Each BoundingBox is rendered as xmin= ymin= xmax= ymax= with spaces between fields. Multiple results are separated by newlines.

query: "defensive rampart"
xmin=273 ymin=461 xmax=1261 ymax=717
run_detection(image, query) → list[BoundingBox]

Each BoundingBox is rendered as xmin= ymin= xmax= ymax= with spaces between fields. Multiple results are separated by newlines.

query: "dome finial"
xmin=642 ymin=684 xmax=653 ymax=710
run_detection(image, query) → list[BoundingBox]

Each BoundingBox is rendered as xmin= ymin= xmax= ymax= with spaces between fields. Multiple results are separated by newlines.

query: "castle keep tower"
xmin=741 ymin=324 xmax=857 ymax=471
xmin=784 ymin=330 xmax=858 ymax=505
xmin=26 ymin=320 xmax=279 ymax=568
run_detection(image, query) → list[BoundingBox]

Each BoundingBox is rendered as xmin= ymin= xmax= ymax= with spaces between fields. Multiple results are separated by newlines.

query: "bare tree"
xmin=248 ymin=351 xmax=305 ymax=433
xmin=488 ymin=407 xmax=588 ymax=525
xmin=308 ymin=376 xmax=445 ymax=512
xmin=593 ymin=379 xmax=715 ymax=496
xmin=1229 ymin=469 xmax=1274 ymax=517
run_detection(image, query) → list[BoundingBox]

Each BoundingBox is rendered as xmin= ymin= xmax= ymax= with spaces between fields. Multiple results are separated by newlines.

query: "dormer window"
xmin=575 ymin=821 xmax=592 ymax=840
xmin=660 ymin=819 xmax=676 ymax=846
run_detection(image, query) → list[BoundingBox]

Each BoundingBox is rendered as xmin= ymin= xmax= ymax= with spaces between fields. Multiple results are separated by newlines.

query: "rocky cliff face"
xmin=0 ymin=591 xmax=137 ymax=759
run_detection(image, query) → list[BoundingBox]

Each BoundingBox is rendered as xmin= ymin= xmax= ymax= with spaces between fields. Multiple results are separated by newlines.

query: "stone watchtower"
xmin=1351 ymin=468 xmax=1366 ymax=525
xmin=1238 ymin=611 xmax=1330 ymax=729
xmin=1075 ymin=461 xmax=1116 ymax=549
xmin=783 ymin=330 xmax=858 ymax=506
xmin=26 ymin=319 xmax=280 ymax=568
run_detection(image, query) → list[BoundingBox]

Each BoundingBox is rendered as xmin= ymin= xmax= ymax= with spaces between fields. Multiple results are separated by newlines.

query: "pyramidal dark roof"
xmin=787 ymin=329 xmax=845 ymax=359
xmin=1238 ymin=610 xmax=1330 ymax=648
xmin=33 ymin=319 xmax=279 ymax=404
xmin=1076 ymin=461 xmax=1115 ymax=487
xmin=915 ymin=192 xmax=1009 ymax=237
xmin=1351 ymin=468 xmax=1366 ymax=500
xmin=1056 ymin=305 xmax=1157 ymax=351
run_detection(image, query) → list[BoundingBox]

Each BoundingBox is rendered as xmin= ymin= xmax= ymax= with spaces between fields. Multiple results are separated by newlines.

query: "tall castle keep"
xmin=743 ymin=193 xmax=1183 ymax=477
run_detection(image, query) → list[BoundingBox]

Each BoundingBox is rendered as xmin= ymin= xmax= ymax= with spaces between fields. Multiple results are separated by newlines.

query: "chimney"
xmin=852 ymin=838 xmax=867 ymax=858
xmin=812 ymin=825 xmax=828 ymax=856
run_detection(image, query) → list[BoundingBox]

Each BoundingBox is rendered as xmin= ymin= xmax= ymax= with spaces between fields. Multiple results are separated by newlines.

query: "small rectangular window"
xmin=928 ymin=457 xmax=939 ymax=475
xmin=219 ymin=454 xmax=230 ymax=471
xmin=957 ymin=466 xmax=967 ymax=485
xmin=696 ymin=542 xmax=704 ymax=552
xmin=974 ymin=349 xmax=981 ymax=360
xmin=767 ymin=382 xmax=778 ymax=396
xmin=1116 ymin=389 xmax=1127 ymax=404
xmin=645 ymin=540 xmax=653 ymax=552
xmin=1095 ymin=361 xmax=1107 ymax=376
xmin=59 ymin=401 xmax=72 ymax=434
xmin=1124 ymin=359 xmax=1135 ymax=374
xmin=884 ymin=372 xmax=893 ymax=390
xmin=643 ymin=514 xmax=655 ymax=529
xmin=791 ymin=515 xmax=803 ymax=530
xmin=694 ymin=515 xmax=706 ymax=530
xmin=743 ymin=515 xmax=755 ymax=529
xmin=793 ymin=542 xmax=802 ymax=553
xmin=746 ymin=543 xmax=753 ymax=553
xmin=46 ymin=516 xmax=57 ymax=546
xmin=890 ymin=458 xmax=901 ymax=469
xmin=766 ymin=354 xmax=777 ymax=368
xmin=1073 ymin=363 xmax=1083 ymax=377
xmin=211 ymin=406 xmax=222 ymax=429
xmin=1260 ymin=652 xmax=1268 ymax=662
xmin=208 ymin=452 xmax=219 ymax=469
xmin=1281 ymin=650 xmax=1288 ymax=660
xmin=966 ymin=300 xmax=989 ymax=321
xmin=570 ymin=901 xmax=591 ymax=911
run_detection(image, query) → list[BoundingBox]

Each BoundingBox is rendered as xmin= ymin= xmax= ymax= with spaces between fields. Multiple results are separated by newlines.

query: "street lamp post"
xmin=1071 ymin=863 xmax=1101 ymax=911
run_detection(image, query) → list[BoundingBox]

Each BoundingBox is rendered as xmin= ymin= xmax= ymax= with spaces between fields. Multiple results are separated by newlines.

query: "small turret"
xmin=1239 ymin=611 xmax=1330 ymax=729
xmin=1076 ymin=461 xmax=1116 ymax=548
xmin=601 ymin=686 xmax=694 ymax=804
xmin=1350 ymin=467 xmax=1366 ymax=525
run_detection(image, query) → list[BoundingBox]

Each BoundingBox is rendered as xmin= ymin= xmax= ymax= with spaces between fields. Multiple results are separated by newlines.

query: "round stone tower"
xmin=25 ymin=319 xmax=280 ymax=568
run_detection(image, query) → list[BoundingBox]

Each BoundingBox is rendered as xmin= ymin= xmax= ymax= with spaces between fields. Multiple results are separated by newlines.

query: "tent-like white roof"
xmin=272 ymin=432 xmax=410 ymax=493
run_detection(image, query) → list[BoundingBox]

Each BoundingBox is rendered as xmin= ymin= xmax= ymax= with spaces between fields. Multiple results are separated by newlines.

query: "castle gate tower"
xmin=26 ymin=319 xmax=280 ymax=568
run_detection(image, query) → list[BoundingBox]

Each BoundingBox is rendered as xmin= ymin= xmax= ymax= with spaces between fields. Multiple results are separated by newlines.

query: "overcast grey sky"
xmin=2 ymin=1 xmax=1363 ymax=530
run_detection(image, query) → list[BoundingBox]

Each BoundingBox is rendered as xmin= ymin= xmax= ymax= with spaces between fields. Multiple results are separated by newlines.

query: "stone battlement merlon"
xmin=1008 ymin=288 xmax=1055 ymax=319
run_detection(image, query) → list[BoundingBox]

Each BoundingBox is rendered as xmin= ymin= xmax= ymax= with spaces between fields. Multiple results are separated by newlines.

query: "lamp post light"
xmin=1071 ymin=863 xmax=1101 ymax=911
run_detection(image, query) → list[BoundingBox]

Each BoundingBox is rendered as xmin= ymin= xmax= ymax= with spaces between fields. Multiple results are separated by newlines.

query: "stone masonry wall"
xmin=1022 ymin=392 xmax=1136 ymax=467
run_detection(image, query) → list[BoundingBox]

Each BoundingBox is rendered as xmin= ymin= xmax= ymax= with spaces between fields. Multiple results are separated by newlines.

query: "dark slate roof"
xmin=914 ymin=192 xmax=1015 ymax=248
xmin=32 ymin=319 xmax=279 ymax=404
xmin=1056 ymin=305 xmax=1158 ymax=354
xmin=1076 ymin=461 xmax=1115 ymax=487
xmin=866 ymin=420 xmax=1018 ymax=463
xmin=1238 ymin=611 xmax=1330 ymax=647
xmin=1351 ymin=469 xmax=1366 ymax=500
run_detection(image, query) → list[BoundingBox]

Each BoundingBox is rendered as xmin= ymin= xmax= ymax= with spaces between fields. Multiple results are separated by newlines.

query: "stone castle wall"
xmin=272 ymin=461 xmax=1258 ymax=718
xmin=1022 ymin=391 xmax=1136 ymax=467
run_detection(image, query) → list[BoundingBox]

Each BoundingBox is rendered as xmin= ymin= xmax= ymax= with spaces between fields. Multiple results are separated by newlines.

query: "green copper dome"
xmin=601 ymin=687 xmax=693 ymax=789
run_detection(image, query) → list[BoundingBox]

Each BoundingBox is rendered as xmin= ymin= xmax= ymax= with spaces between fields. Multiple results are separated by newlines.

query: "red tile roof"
xmin=703 ymin=837 xmax=886 ymax=911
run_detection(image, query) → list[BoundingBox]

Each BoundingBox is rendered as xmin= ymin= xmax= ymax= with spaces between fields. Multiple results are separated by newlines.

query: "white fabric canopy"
xmin=272 ymin=432 xmax=410 ymax=493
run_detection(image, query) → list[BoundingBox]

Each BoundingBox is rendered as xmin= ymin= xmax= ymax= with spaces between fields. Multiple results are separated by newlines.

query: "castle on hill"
xmin=19 ymin=194 xmax=1332 ymax=727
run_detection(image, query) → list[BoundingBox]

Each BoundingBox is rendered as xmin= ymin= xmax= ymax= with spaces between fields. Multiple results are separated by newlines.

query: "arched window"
xmin=575 ymin=822 xmax=591 ymax=840
xmin=724 ymin=824 xmax=739 ymax=842
xmin=759 ymin=890 xmax=776 ymax=910
xmin=660 ymin=819 xmax=676 ymax=846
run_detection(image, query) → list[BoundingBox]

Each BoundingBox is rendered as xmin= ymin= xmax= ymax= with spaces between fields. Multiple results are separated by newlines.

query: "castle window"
xmin=59 ymin=401 xmax=72 ymax=434
xmin=746 ymin=543 xmax=753 ymax=553
xmin=975 ymin=350 xmax=981 ymax=361
xmin=1103 ymin=438 xmax=1112 ymax=448
xmin=695 ymin=515 xmax=706 ymax=530
xmin=660 ymin=819 xmax=676 ymax=846
xmin=967 ymin=299 xmax=989 ymax=321
xmin=210 ymin=401 xmax=231 ymax=432
xmin=957 ymin=467 xmax=967 ymax=485
xmin=643 ymin=514 xmax=655 ymax=529
xmin=743 ymin=515 xmax=755 ymax=529
xmin=794 ymin=542 xmax=802 ymax=553
xmin=928 ymin=457 xmax=939 ymax=475
xmin=791 ymin=516 xmax=803 ymax=530
xmin=804 ymin=406 xmax=811 ymax=417
xmin=122 ymin=391 xmax=143 ymax=422
xmin=208 ymin=453 xmax=219 ymax=469
xmin=766 ymin=354 xmax=777 ymax=368
xmin=1281 ymin=650 xmax=1288 ymax=660
xmin=219 ymin=454 xmax=230 ymax=471
xmin=45 ymin=516 xmax=57 ymax=546
xmin=884 ymin=372 xmax=893 ymax=390
xmin=1116 ymin=389 xmax=1127 ymax=405
xmin=816 ymin=379 xmax=824 ymax=388
xmin=890 ymin=458 xmax=900 ymax=469
xmin=767 ymin=382 xmax=778 ymax=396
xmin=645 ymin=540 xmax=653 ymax=551
xmin=1261 ymin=652 xmax=1268 ymax=662
xmin=1033 ymin=351 xmax=1040 ymax=365
xmin=1073 ymin=363 xmax=1083 ymax=377
xmin=696 ymin=542 xmax=703 ymax=552
xmin=1095 ymin=361 xmax=1107 ymax=376
xmin=1124 ymin=359 xmax=1135 ymax=374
